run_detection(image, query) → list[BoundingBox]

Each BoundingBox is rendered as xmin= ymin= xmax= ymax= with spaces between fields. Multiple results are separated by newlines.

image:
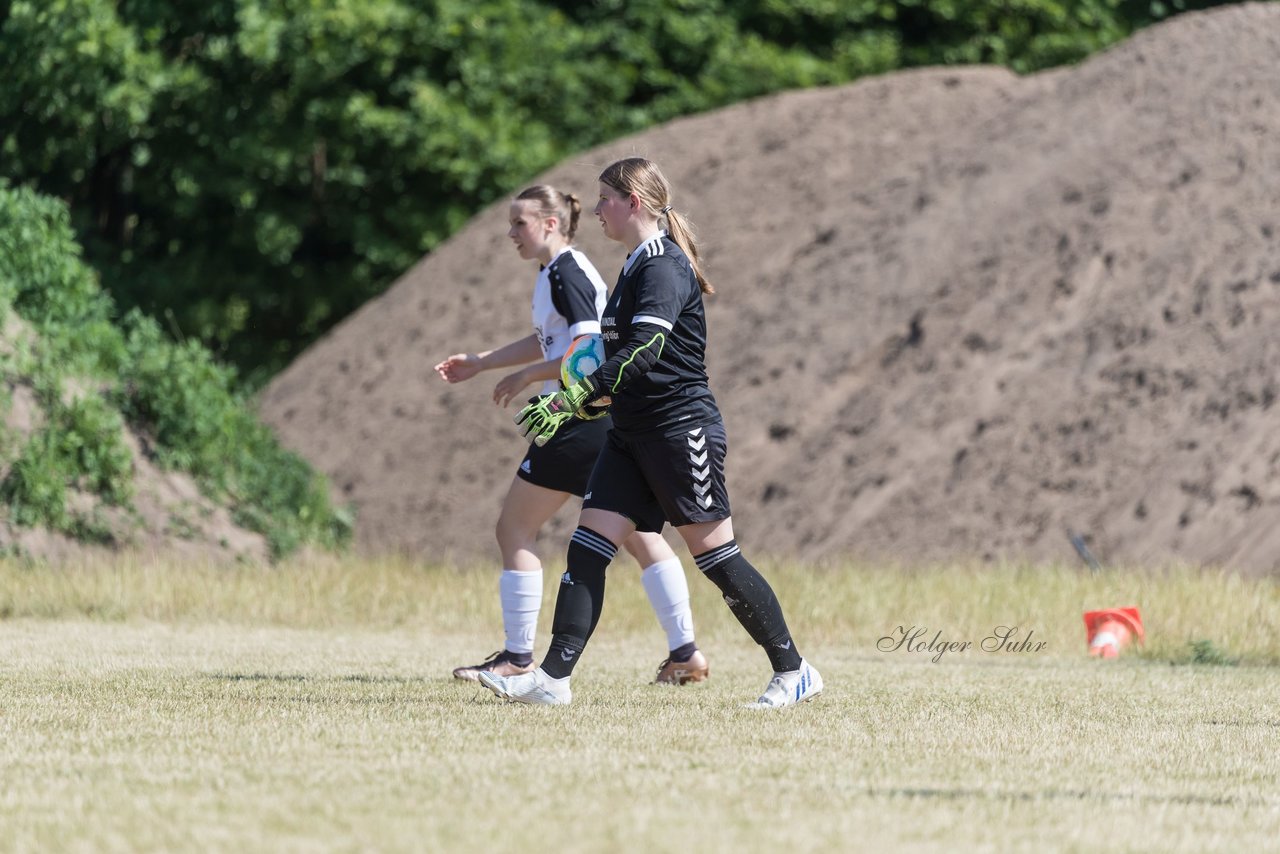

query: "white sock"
xmin=535 ymin=667 xmax=570 ymax=687
xmin=641 ymin=558 xmax=696 ymax=651
xmin=500 ymin=569 xmax=542 ymax=654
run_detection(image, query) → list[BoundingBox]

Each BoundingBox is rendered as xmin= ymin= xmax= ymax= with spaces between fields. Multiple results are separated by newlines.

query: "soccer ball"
xmin=560 ymin=334 xmax=611 ymax=420
xmin=561 ymin=333 xmax=606 ymax=386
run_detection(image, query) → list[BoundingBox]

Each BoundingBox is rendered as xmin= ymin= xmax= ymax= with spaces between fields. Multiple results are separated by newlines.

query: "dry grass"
xmin=1 ymin=556 xmax=1279 ymax=852
xmin=3 ymin=554 xmax=1277 ymax=663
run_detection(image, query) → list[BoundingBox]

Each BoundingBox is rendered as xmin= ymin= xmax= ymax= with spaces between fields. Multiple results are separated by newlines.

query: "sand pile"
xmin=260 ymin=4 xmax=1280 ymax=573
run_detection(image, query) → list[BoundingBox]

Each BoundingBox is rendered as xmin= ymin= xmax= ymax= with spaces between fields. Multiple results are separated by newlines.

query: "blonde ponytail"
xmin=662 ymin=207 xmax=713 ymax=295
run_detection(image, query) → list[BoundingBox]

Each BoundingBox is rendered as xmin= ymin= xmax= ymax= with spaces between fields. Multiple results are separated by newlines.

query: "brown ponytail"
xmin=562 ymin=192 xmax=581 ymax=241
xmin=515 ymin=184 xmax=580 ymax=241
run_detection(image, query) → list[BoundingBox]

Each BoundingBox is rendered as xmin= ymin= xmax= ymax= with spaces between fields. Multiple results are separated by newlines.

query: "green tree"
xmin=0 ymin=0 xmax=1240 ymax=386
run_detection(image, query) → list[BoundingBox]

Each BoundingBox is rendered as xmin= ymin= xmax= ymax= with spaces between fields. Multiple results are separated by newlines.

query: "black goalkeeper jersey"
xmin=600 ymin=234 xmax=720 ymax=438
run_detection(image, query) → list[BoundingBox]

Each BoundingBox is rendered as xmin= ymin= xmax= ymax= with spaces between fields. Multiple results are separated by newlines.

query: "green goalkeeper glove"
xmin=514 ymin=378 xmax=596 ymax=446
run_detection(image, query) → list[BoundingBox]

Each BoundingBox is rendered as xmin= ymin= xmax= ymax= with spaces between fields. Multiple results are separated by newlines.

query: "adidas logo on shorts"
xmin=520 ymin=459 xmax=532 ymax=474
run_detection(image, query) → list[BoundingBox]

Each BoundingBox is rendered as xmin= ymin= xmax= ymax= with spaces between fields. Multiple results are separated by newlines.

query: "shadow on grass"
xmin=870 ymin=787 xmax=1276 ymax=809
xmin=201 ymin=672 xmax=431 ymax=685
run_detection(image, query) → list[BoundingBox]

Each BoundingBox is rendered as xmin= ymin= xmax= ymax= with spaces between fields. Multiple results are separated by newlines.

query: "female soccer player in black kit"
xmin=435 ymin=184 xmax=708 ymax=687
xmin=478 ymin=159 xmax=822 ymax=708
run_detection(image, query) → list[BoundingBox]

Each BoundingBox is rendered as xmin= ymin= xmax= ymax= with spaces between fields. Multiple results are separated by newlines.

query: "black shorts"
xmin=582 ymin=420 xmax=731 ymax=533
xmin=515 ymin=414 xmax=612 ymax=497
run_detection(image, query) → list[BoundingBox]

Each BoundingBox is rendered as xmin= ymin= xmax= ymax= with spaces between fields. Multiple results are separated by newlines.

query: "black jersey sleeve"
xmin=587 ymin=322 xmax=667 ymax=397
xmin=581 ymin=258 xmax=684 ymax=399
xmin=627 ymin=256 xmax=685 ymax=330
xmin=549 ymin=255 xmax=602 ymax=335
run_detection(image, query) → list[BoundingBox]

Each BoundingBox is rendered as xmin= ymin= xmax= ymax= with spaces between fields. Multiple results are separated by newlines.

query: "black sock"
xmin=503 ymin=650 xmax=533 ymax=667
xmin=669 ymin=641 xmax=698 ymax=663
xmin=695 ymin=541 xmax=802 ymax=672
xmin=541 ymin=527 xmax=616 ymax=679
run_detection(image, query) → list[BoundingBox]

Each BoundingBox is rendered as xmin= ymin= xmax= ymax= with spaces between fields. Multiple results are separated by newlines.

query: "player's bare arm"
xmin=434 ymin=333 xmax=543 ymax=383
xmin=493 ymin=357 xmax=560 ymax=407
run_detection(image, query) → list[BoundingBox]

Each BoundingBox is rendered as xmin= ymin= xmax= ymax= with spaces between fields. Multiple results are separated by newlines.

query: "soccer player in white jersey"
xmin=434 ymin=184 xmax=709 ymax=686
xmin=478 ymin=162 xmax=822 ymax=709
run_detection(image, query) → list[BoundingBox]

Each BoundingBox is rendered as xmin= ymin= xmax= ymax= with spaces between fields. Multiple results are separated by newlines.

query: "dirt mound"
xmin=1 ymin=316 xmax=268 ymax=565
xmin=260 ymin=4 xmax=1280 ymax=573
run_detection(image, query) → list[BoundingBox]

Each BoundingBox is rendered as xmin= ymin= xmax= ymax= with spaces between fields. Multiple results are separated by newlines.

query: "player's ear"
xmin=628 ymin=192 xmax=642 ymax=211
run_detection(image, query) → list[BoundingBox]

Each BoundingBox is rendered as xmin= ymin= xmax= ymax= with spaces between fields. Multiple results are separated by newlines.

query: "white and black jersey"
xmin=593 ymin=233 xmax=720 ymax=437
xmin=532 ymin=247 xmax=608 ymax=395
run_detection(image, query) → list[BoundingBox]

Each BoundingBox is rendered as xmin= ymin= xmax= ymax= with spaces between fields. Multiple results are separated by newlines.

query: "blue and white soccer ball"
xmin=560 ymin=333 xmax=606 ymax=386
xmin=560 ymin=334 xmax=610 ymax=420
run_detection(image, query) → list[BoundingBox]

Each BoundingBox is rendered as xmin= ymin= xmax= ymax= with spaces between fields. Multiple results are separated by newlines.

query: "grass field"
xmin=2 ymin=556 xmax=1279 ymax=852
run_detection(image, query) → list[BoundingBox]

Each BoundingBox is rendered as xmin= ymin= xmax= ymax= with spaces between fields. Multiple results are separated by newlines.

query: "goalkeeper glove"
xmin=514 ymin=378 xmax=596 ymax=446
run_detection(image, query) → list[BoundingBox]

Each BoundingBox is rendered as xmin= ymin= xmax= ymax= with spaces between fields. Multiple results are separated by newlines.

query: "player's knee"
xmin=620 ymin=535 xmax=645 ymax=562
xmin=495 ymin=516 xmax=538 ymax=552
xmin=621 ymin=532 xmax=674 ymax=568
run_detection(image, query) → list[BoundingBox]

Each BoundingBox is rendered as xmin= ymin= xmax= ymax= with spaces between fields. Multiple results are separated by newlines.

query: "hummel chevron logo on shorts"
xmin=688 ymin=428 xmax=712 ymax=509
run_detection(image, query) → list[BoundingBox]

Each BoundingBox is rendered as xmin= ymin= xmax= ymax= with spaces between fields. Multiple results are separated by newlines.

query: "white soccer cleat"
xmin=745 ymin=659 xmax=823 ymax=709
xmin=478 ymin=667 xmax=572 ymax=706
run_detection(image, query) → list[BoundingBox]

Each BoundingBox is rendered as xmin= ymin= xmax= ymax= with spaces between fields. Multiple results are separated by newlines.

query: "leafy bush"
xmin=1 ymin=387 xmax=133 ymax=531
xmin=114 ymin=312 xmax=352 ymax=556
xmin=0 ymin=182 xmax=349 ymax=557
xmin=0 ymin=183 xmax=124 ymax=377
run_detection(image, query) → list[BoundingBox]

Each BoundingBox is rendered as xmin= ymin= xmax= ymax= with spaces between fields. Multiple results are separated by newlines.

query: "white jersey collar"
xmin=541 ymin=245 xmax=574 ymax=271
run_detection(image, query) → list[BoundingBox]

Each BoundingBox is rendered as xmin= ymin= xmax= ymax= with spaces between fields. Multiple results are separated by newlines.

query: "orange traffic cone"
xmin=1083 ymin=607 xmax=1144 ymax=658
